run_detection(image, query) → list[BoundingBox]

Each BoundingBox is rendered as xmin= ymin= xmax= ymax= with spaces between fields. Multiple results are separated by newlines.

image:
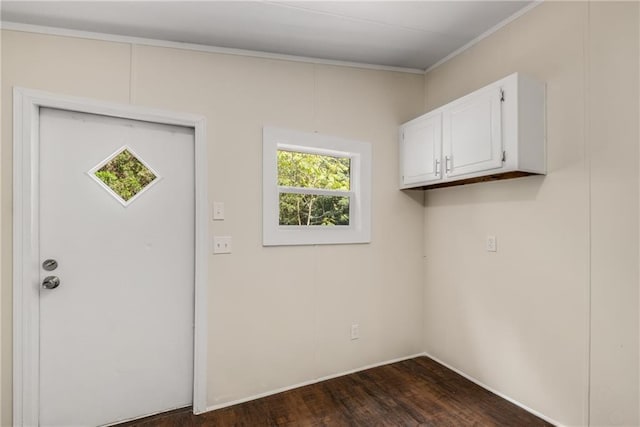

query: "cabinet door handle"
xmin=445 ymin=156 xmax=452 ymax=173
xmin=434 ymin=159 xmax=441 ymax=176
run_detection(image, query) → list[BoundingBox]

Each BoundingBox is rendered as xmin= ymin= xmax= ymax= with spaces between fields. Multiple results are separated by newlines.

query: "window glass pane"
xmin=94 ymin=149 xmax=157 ymax=202
xmin=277 ymin=150 xmax=350 ymax=190
xmin=279 ymin=193 xmax=350 ymax=226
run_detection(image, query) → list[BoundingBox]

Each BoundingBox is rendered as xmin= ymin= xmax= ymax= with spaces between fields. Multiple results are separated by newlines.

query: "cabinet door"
xmin=400 ymin=113 xmax=442 ymax=187
xmin=443 ymin=85 xmax=503 ymax=178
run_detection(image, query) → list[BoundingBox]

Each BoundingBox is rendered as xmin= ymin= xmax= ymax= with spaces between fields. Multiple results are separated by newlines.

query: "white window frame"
xmin=263 ymin=126 xmax=371 ymax=246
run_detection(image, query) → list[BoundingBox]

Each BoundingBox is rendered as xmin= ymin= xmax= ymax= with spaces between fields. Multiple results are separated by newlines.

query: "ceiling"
xmin=0 ymin=1 xmax=535 ymax=71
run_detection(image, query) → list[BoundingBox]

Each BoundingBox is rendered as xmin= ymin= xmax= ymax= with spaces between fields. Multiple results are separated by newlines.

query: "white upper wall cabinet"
xmin=443 ymin=84 xmax=503 ymax=178
xmin=400 ymin=72 xmax=545 ymax=190
xmin=399 ymin=112 xmax=442 ymax=186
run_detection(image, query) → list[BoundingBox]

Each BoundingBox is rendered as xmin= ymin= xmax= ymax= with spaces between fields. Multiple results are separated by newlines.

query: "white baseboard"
xmin=201 ymin=352 xmax=425 ymax=414
xmin=422 ymin=352 xmax=564 ymax=427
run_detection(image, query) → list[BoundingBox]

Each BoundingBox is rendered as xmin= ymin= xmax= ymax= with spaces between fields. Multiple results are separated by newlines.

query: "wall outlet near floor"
xmin=213 ymin=236 xmax=232 ymax=254
xmin=351 ymin=324 xmax=360 ymax=340
xmin=486 ymin=235 xmax=497 ymax=252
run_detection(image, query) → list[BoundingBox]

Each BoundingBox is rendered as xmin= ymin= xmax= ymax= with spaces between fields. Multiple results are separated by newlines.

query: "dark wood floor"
xmin=119 ymin=356 xmax=553 ymax=426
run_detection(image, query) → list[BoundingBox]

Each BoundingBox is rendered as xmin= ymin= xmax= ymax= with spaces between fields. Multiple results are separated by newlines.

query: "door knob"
xmin=42 ymin=276 xmax=60 ymax=290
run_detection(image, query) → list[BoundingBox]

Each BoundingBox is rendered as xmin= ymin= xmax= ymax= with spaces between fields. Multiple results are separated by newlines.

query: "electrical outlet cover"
xmin=213 ymin=236 xmax=232 ymax=254
xmin=486 ymin=235 xmax=497 ymax=252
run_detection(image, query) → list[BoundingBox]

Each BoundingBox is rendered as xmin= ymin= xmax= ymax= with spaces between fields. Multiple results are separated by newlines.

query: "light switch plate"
xmin=213 ymin=236 xmax=232 ymax=254
xmin=213 ymin=202 xmax=225 ymax=220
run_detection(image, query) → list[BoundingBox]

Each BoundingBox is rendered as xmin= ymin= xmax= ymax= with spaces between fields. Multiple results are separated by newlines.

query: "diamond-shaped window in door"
xmin=89 ymin=146 xmax=160 ymax=206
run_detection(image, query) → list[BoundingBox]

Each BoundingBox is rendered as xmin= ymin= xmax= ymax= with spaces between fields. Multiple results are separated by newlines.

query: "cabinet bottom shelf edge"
xmin=405 ymin=170 xmax=544 ymax=191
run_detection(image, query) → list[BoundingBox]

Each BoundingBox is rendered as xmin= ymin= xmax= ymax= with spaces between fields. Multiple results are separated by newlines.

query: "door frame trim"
xmin=12 ymin=87 xmax=209 ymax=425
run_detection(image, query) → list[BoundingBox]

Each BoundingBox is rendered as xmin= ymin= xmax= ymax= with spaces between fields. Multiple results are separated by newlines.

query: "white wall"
xmin=0 ymin=31 xmax=426 ymax=424
xmin=422 ymin=2 xmax=639 ymax=426
xmin=588 ymin=3 xmax=639 ymax=425
xmin=1 ymin=3 xmax=638 ymax=426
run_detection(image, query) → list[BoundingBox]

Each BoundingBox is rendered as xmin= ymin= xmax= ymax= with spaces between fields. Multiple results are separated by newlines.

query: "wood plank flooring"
xmin=118 ymin=356 xmax=553 ymax=426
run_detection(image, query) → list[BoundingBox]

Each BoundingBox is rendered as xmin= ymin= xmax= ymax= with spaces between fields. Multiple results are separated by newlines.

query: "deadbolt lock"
xmin=42 ymin=259 xmax=58 ymax=271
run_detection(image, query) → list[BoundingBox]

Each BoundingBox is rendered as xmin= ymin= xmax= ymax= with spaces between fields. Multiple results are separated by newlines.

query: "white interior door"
xmin=38 ymin=107 xmax=195 ymax=427
xmin=442 ymin=85 xmax=503 ymax=178
xmin=401 ymin=112 xmax=442 ymax=186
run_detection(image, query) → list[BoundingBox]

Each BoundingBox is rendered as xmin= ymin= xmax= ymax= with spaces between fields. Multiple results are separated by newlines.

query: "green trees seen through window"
xmin=95 ymin=149 xmax=157 ymax=202
xmin=277 ymin=150 xmax=350 ymax=226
